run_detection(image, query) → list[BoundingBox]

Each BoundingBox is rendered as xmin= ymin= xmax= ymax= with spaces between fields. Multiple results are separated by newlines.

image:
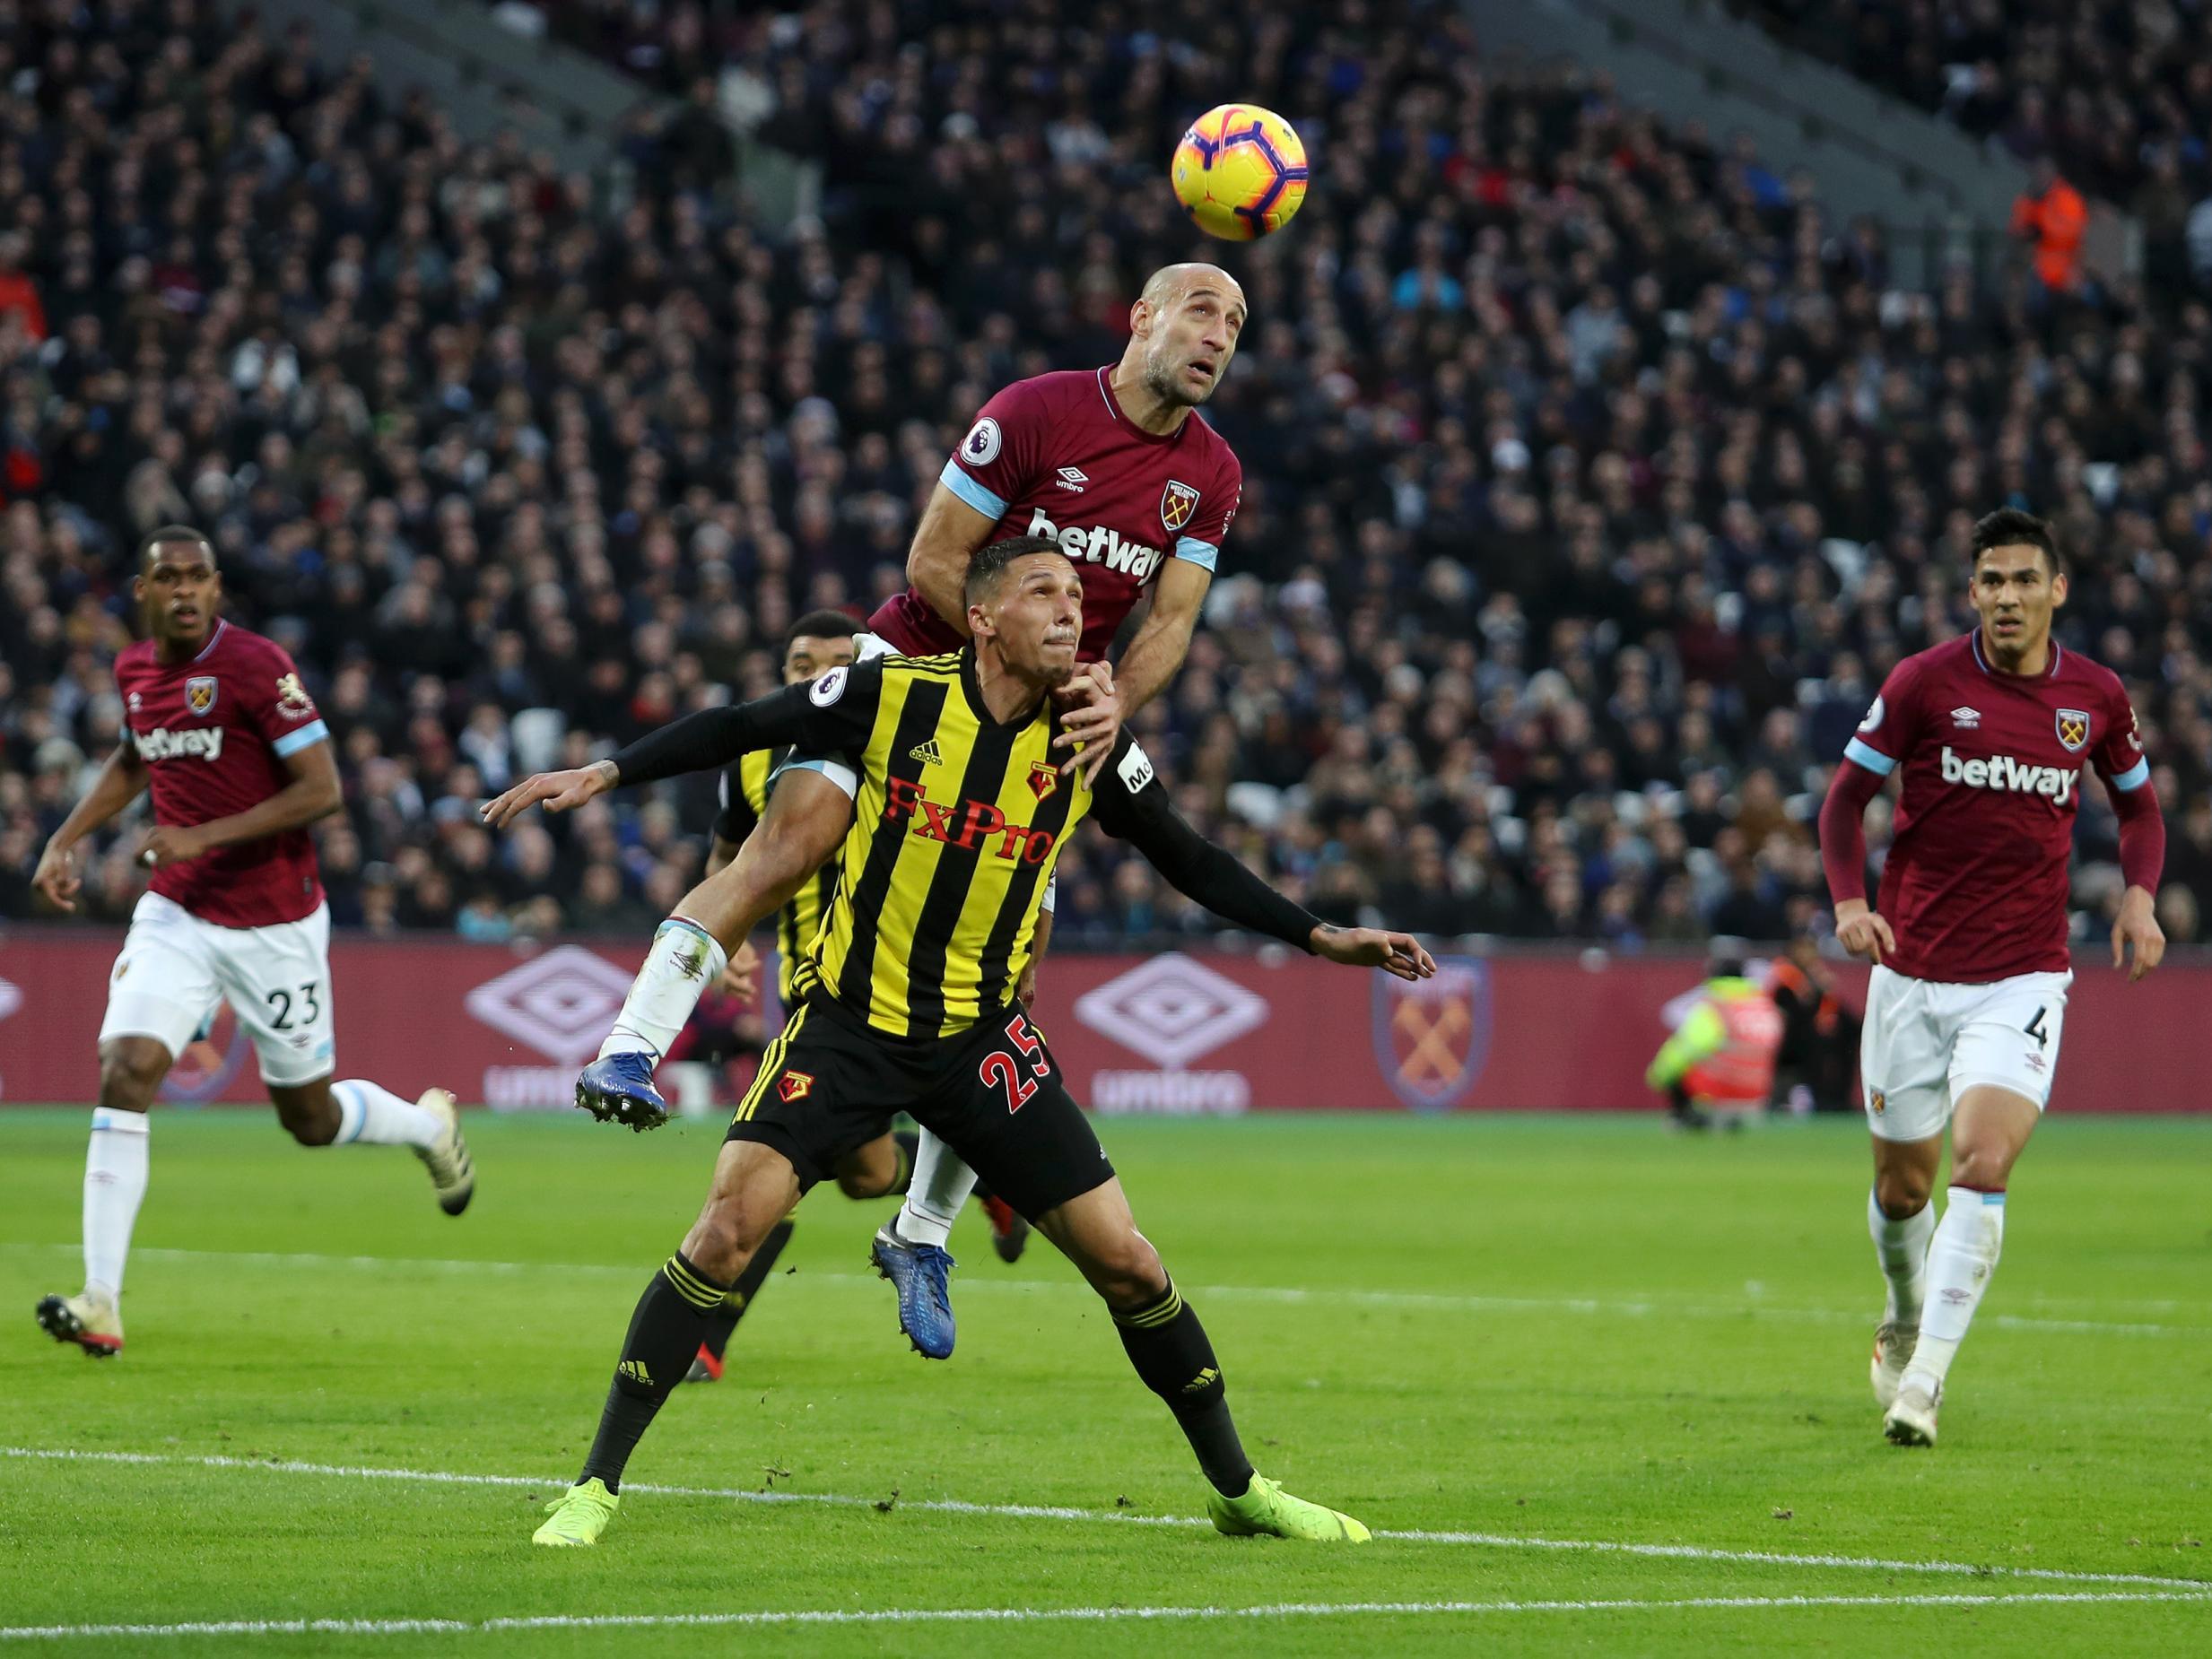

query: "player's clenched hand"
xmin=1311 ymin=925 xmax=1437 ymax=982
xmin=32 ymin=841 xmax=83 ymax=911
xmin=1834 ymin=900 xmax=1896 ymax=966
xmin=718 ymin=941 xmax=761 ymax=1007
xmin=481 ymin=761 xmax=616 ymax=828
xmin=2112 ymin=886 xmax=2165 ymax=982
xmin=137 ymin=825 xmax=212 ymax=870
xmin=1052 ymin=661 xmax=1119 ymax=786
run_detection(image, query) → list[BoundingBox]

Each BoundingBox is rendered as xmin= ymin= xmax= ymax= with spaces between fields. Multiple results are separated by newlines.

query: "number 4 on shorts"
xmin=2025 ymin=1006 xmax=2049 ymax=1050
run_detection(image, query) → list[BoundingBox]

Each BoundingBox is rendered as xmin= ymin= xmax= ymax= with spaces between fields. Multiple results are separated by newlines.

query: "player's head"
xmin=782 ymin=610 xmax=858 ymax=687
xmin=965 ymin=534 xmax=1081 ymax=689
xmin=1969 ymin=508 xmax=2068 ymax=664
xmin=1708 ymin=936 xmax=1749 ymax=981
xmin=135 ymin=525 xmax=221 ymax=651
xmin=1128 ymin=263 xmax=1247 ymax=408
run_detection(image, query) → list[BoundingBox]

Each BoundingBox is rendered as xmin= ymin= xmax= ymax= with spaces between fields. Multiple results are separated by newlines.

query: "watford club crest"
xmin=778 ymin=1070 xmax=814 ymax=1103
xmin=186 ymin=676 xmax=218 ymax=716
xmin=1160 ymin=479 xmax=1201 ymax=534
xmin=1027 ymin=761 xmax=1059 ymax=802
xmin=2055 ymin=708 xmax=2091 ymax=753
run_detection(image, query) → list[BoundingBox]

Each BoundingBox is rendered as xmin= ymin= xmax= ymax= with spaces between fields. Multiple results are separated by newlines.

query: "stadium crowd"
xmin=1742 ymin=2 xmax=2212 ymax=252
xmin=4 ymin=0 xmax=2212 ymax=955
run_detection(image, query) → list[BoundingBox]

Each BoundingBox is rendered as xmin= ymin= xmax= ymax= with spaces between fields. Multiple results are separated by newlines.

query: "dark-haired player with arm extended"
xmin=485 ymin=536 xmax=1433 ymax=1547
xmin=1818 ymin=508 xmax=2164 ymax=1447
xmin=31 ymin=527 xmax=474 ymax=1359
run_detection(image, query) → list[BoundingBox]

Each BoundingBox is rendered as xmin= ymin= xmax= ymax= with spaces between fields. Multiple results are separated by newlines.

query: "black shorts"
xmin=726 ymin=995 xmax=1113 ymax=1220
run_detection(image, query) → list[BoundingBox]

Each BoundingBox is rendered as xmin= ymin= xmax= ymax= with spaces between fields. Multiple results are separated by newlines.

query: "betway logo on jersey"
xmin=133 ymin=725 xmax=225 ymax=762
xmin=1940 ymin=746 xmax=2077 ymax=803
xmin=1024 ymin=508 xmax=1163 ymax=582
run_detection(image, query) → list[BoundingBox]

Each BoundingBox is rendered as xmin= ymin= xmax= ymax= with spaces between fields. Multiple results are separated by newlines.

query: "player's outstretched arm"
xmin=1096 ymin=745 xmax=1434 ymax=980
xmin=140 ymin=737 xmax=343 ymax=870
xmin=483 ymin=673 xmax=877 ymax=829
xmin=32 ymin=741 xmax=150 ymax=910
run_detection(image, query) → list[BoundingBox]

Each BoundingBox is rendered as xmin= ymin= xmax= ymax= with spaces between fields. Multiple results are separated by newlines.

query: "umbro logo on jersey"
xmin=1950 ymin=707 xmax=1981 ymax=728
xmin=1055 ymin=466 xmax=1088 ymax=491
xmin=909 ymin=738 xmax=944 ymax=767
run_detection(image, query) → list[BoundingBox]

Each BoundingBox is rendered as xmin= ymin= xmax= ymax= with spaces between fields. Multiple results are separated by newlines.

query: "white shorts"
xmin=1859 ymin=964 xmax=2071 ymax=1142
xmin=98 ymin=891 xmax=336 ymax=1087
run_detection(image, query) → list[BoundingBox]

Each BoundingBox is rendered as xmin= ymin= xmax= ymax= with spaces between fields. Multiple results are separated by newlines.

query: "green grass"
xmin=2 ymin=1108 xmax=2208 ymax=1657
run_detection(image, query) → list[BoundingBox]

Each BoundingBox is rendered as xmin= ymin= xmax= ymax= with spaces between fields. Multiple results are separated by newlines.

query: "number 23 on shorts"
xmin=979 ymin=1012 xmax=1051 ymax=1113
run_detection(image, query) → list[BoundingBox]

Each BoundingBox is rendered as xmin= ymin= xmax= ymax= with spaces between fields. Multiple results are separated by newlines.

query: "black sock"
xmin=889 ymin=1130 xmax=919 ymax=1197
xmin=1113 ymin=1281 xmax=1254 ymax=1498
xmin=697 ymin=1220 xmax=796 ymax=1363
xmin=579 ymin=1250 xmax=731 ymax=1491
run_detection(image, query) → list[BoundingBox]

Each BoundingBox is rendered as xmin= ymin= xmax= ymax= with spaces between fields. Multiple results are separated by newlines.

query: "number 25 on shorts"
xmin=980 ymin=1012 xmax=1052 ymax=1114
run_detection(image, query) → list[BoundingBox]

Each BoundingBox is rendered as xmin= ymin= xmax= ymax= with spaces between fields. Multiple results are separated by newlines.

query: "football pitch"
xmin=2 ymin=1108 xmax=2207 ymax=1657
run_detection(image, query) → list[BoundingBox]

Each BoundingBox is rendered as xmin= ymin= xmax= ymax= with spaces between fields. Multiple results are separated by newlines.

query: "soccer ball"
xmin=1171 ymin=104 xmax=1310 ymax=241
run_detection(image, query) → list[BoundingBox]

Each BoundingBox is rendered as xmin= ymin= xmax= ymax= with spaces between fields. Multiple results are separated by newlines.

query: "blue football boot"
xmin=869 ymin=1223 xmax=956 ymax=1359
xmin=575 ymin=1051 xmax=670 ymax=1132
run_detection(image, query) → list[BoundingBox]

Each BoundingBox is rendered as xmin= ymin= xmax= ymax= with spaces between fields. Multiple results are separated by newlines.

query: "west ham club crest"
xmin=2055 ymin=708 xmax=2091 ymax=752
xmin=186 ymin=676 xmax=219 ymax=716
xmin=1160 ymin=480 xmax=1200 ymax=534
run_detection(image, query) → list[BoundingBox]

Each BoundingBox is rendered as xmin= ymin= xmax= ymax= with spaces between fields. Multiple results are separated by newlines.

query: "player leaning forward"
xmin=484 ymin=537 xmax=1433 ymax=1544
xmin=1819 ymin=509 xmax=2164 ymax=1446
xmin=32 ymin=527 xmax=474 ymax=1356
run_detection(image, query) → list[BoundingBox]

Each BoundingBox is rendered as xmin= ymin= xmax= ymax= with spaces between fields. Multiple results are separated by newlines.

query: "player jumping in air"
xmin=1819 ymin=509 xmax=2164 ymax=1446
xmin=30 ymin=527 xmax=474 ymax=1358
xmin=569 ymin=262 xmax=1249 ymax=1359
xmin=485 ymin=538 xmax=1432 ymax=1546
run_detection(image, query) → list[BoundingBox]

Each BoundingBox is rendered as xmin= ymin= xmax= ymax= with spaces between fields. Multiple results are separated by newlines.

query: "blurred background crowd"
xmin=4 ymin=0 xmax=2211 ymax=953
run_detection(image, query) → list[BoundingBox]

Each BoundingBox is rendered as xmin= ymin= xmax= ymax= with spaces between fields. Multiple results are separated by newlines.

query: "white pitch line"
xmin=4 ymin=1589 xmax=2210 ymax=1642
xmin=10 ymin=1446 xmax=2209 ymax=1593
xmin=4 ymin=1242 xmax=2201 ymax=1340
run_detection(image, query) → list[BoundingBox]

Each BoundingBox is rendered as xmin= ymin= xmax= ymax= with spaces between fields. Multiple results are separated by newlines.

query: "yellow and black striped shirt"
xmin=789 ymin=652 xmax=1091 ymax=1037
xmin=610 ymin=648 xmax=1322 ymax=1042
xmin=714 ymin=747 xmax=840 ymax=1007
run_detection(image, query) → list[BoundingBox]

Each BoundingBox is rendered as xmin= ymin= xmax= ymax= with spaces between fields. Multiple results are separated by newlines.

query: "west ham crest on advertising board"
xmin=1372 ymin=957 xmax=1492 ymax=1112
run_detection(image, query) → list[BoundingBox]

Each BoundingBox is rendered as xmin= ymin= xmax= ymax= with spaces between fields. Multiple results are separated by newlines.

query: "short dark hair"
xmin=962 ymin=534 xmax=1068 ymax=605
xmin=785 ymin=609 xmax=858 ymax=648
xmin=1971 ymin=508 xmax=2062 ymax=576
xmin=137 ymin=524 xmax=214 ymax=569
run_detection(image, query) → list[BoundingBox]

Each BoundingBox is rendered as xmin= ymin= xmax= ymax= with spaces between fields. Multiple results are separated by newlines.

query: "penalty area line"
xmin=4 ymin=1589 xmax=2211 ymax=1642
xmin=7 ymin=1446 xmax=2209 ymax=1594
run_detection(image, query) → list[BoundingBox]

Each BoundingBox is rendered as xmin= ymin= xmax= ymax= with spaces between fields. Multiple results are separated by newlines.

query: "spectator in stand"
xmin=2010 ymin=158 xmax=2089 ymax=296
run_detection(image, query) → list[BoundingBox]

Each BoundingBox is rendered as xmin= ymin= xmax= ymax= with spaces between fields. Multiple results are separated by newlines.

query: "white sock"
xmin=1868 ymin=1186 xmax=1934 ymax=1325
xmin=1903 ymin=1186 xmax=2007 ymax=1391
xmin=331 ymin=1079 xmax=442 ymax=1148
xmin=83 ymin=1108 xmax=151 ymax=1302
xmin=597 ymin=917 xmax=728 ymax=1063
xmin=896 ymin=1130 xmax=979 ymax=1248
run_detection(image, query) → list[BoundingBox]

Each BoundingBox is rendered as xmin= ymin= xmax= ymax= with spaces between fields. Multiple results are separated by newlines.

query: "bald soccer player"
xmin=570 ymin=265 xmax=1250 ymax=1359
